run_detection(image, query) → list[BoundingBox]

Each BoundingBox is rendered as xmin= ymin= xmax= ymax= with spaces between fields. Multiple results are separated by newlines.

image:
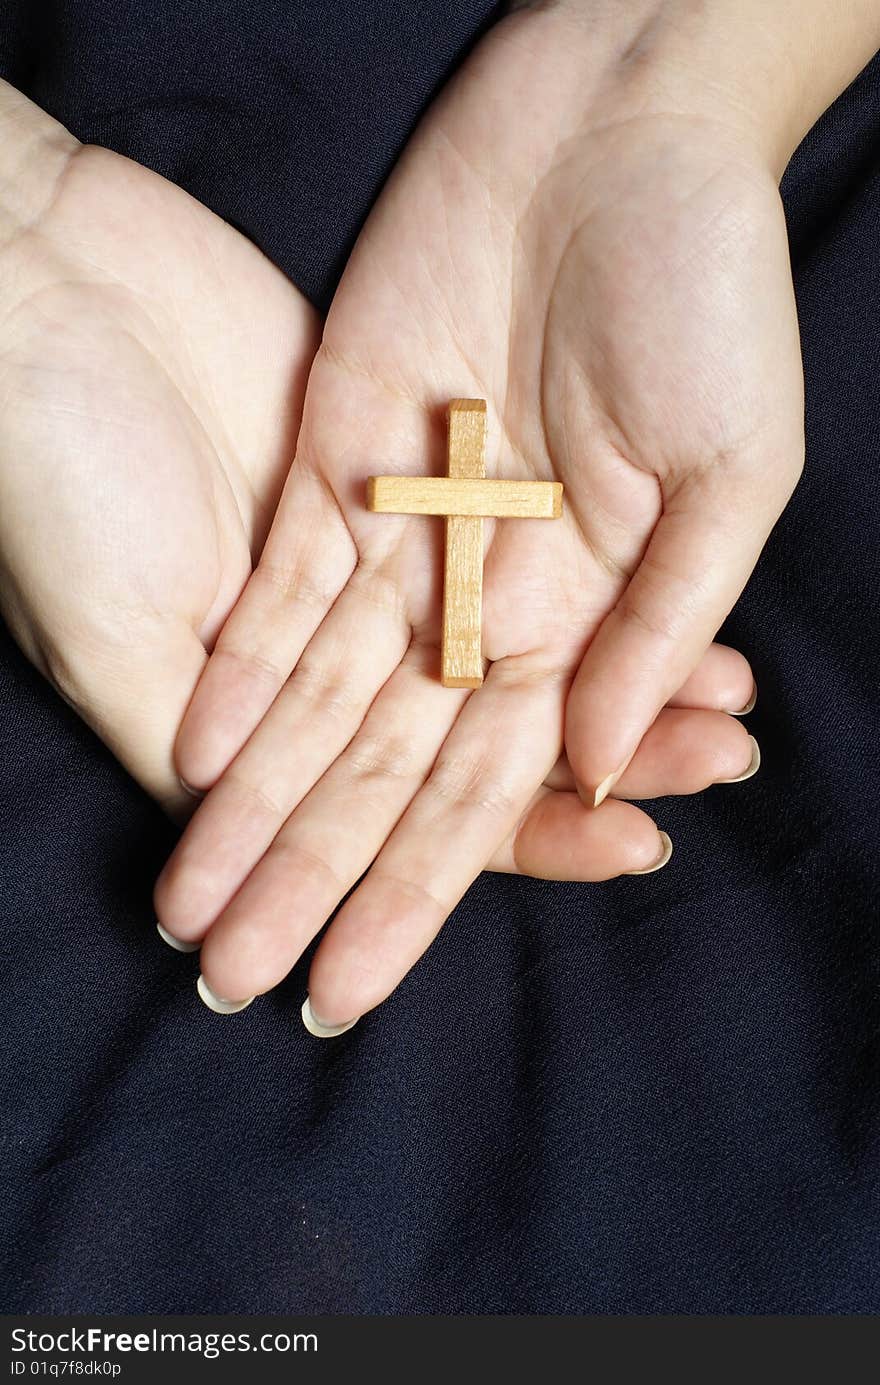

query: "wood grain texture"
xmin=365 ymin=397 xmax=564 ymax=691
xmin=442 ymin=400 xmax=486 ymax=688
xmin=367 ymin=475 xmax=562 ymax=519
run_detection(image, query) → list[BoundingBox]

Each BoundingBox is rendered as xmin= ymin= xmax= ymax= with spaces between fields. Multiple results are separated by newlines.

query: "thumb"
xmin=565 ymin=450 xmax=801 ymax=806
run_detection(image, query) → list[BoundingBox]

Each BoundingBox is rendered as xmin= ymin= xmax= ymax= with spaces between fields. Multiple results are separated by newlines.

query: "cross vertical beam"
xmin=442 ymin=400 xmax=486 ymax=688
xmin=366 ymin=398 xmax=563 ymax=691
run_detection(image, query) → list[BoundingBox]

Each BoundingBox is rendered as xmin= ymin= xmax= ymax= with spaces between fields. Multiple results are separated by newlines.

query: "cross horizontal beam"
xmin=366 ymin=475 xmax=563 ymax=519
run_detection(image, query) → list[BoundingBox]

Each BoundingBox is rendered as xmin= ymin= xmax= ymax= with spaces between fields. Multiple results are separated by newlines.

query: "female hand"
xmin=0 ymin=81 xmax=319 ymax=815
xmin=154 ymin=2 xmax=797 ymax=1028
xmin=0 ymin=71 xmax=748 ymax=973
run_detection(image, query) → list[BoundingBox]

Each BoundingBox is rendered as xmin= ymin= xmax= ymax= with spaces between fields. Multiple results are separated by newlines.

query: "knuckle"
xmin=489 ymin=655 xmax=572 ymax=691
xmin=368 ymin=868 xmax=447 ymax=920
xmin=217 ymin=642 xmax=287 ymax=690
xmin=272 ymin=838 xmax=344 ymax=895
xmin=617 ymin=585 xmax=680 ymax=643
xmin=346 ymin=563 xmax=409 ymax=622
xmin=428 ymin=752 xmax=517 ymax=817
xmin=346 ymin=732 xmax=421 ymax=784
xmin=288 ymin=658 xmax=361 ymax=720
xmin=222 ymin=772 xmax=286 ymax=826
xmin=253 ymin=557 xmax=336 ymax=612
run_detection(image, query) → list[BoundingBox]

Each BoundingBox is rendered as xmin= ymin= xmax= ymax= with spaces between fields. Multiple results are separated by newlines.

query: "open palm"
xmin=0 ymin=81 xmax=318 ymax=814
xmin=156 ymin=9 xmax=782 ymax=1029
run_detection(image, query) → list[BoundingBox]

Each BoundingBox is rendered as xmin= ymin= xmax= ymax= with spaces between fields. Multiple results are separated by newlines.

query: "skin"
xmin=0 ymin=82 xmax=319 ymax=818
xmin=155 ymin=3 xmax=804 ymax=1023
xmin=8 ymin=0 xmax=879 ymax=1030
xmin=0 ymin=82 xmax=750 ymax=862
xmin=157 ymin=0 xmax=880 ymax=1026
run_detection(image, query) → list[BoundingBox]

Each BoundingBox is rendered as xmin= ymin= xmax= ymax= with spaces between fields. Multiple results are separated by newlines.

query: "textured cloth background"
xmin=1 ymin=1 xmax=878 ymax=1314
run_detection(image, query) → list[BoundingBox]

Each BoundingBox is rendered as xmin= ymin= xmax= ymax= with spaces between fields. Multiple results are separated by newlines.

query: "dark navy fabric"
xmin=1 ymin=2 xmax=878 ymax=1314
xmin=0 ymin=0 xmax=502 ymax=312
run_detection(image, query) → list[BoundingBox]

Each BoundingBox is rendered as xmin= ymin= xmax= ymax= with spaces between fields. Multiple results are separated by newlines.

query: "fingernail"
xmin=301 ymin=996 xmax=359 ymax=1039
xmin=592 ymin=765 xmax=624 ymax=808
xmin=196 ymin=975 xmax=254 ymax=1014
xmin=730 ymin=682 xmax=757 ymax=717
xmin=179 ymin=777 xmax=204 ymax=799
xmin=156 ymin=921 xmax=200 ymax=953
xmin=717 ymin=735 xmax=761 ymax=784
xmin=625 ymin=830 xmax=673 ymax=876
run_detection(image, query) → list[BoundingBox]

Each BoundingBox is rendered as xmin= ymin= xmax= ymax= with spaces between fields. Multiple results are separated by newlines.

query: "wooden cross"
xmin=367 ymin=399 xmax=563 ymax=688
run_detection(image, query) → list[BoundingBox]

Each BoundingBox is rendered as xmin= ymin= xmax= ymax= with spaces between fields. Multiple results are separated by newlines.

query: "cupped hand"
xmin=0 ymin=81 xmax=319 ymax=815
xmin=155 ymin=5 xmax=785 ymax=1028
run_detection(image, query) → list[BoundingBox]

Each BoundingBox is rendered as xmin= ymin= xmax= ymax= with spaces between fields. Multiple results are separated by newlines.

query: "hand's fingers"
xmin=192 ymin=648 xmax=467 ymax=1000
xmin=174 ymin=463 xmax=357 ymax=791
xmin=667 ymin=641 xmax=755 ymax=715
xmin=486 ymin=790 xmax=669 ymax=878
xmin=304 ymin=666 xmax=665 ymax=1027
xmin=546 ymin=707 xmax=757 ymax=798
xmin=565 ymin=456 xmax=798 ymax=805
xmin=164 ymin=590 xmax=753 ymax=929
xmin=155 ymin=569 xmax=412 ymax=940
xmin=541 ymin=641 xmax=755 ymax=791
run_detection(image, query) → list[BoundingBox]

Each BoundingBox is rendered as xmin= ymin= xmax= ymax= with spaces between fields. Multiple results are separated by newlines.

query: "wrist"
xmin=509 ymin=0 xmax=880 ymax=179
xmin=615 ymin=0 xmax=880 ymax=178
